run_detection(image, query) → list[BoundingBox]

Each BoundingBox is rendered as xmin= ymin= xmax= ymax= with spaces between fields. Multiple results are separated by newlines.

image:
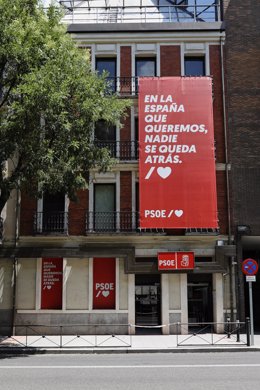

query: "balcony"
xmin=86 ymin=211 xmax=165 ymax=233
xmin=101 ymin=76 xmax=140 ymax=96
xmin=94 ymin=140 xmax=139 ymax=161
xmin=34 ymin=212 xmax=68 ymax=235
xmin=33 ymin=211 xmax=163 ymax=234
xmin=32 ymin=211 xmax=219 ymax=235
xmin=60 ymin=2 xmax=221 ymax=25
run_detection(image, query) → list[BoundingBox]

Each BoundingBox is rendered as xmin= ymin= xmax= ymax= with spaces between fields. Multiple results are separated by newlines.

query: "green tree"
xmin=0 ymin=0 xmax=131 ymax=215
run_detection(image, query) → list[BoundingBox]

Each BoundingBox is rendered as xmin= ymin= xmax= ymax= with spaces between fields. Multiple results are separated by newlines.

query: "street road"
xmin=1 ymin=352 xmax=260 ymax=390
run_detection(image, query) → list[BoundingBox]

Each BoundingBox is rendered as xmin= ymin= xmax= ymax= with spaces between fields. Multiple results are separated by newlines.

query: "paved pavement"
xmin=1 ymin=331 xmax=260 ymax=354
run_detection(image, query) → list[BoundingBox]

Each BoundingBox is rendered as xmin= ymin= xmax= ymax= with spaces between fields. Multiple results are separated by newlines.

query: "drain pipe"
xmin=220 ymin=36 xmax=235 ymax=321
xmin=220 ymin=36 xmax=231 ymax=242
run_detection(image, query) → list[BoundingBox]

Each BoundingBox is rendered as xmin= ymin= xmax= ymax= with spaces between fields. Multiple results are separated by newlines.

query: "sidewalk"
xmin=1 ymin=333 xmax=260 ymax=354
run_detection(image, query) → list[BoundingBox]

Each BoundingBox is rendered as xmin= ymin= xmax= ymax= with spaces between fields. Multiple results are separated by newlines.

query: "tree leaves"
xmin=0 ymin=0 xmax=131 ymax=213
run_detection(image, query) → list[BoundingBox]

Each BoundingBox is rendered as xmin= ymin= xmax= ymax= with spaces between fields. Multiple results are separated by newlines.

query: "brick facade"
xmin=223 ymin=0 xmax=260 ymax=234
xmin=210 ymin=45 xmax=225 ymax=163
xmin=120 ymin=46 xmax=131 ymax=77
xmin=20 ymin=192 xmax=37 ymax=235
xmin=120 ymin=108 xmax=131 ymax=142
xmin=160 ymin=46 xmax=181 ymax=76
xmin=120 ymin=171 xmax=132 ymax=211
xmin=69 ymin=189 xmax=89 ymax=236
xmin=216 ymin=171 xmax=228 ymax=234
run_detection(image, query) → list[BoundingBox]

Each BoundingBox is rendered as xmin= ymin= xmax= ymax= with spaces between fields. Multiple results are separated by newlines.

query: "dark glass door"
xmin=135 ymin=274 xmax=161 ymax=330
xmin=94 ymin=184 xmax=116 ymax=231
xmin=95 ymin=120 xmax=116 ymax=157
xmin=42 ymin=192 xmax=65 ymax=233
xmin=96 ymin=58 xmax=116 ymax=92
xmin=188 ymin=282 xmax=213 ymax=324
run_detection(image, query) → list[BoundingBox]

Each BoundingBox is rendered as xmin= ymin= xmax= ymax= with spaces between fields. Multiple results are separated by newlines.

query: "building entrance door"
xmin=135 ymin=274 xmax=161 ymax=333
xmin=188 ymin=274 xmax=213 ymax=326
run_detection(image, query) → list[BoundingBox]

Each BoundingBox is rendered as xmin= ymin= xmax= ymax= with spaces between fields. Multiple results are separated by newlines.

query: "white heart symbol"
xmin=157 ymin=167 xmax=172 ymax=179
xmin=102 ymin=290 xmax=110 ymax=297
xmin=47 ymin=285 xmax=51 ymax=290
xmin=175 ymin=210 xmax=183 ymax=217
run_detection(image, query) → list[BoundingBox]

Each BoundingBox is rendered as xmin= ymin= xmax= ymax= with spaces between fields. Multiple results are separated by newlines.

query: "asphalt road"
xmin=1 ymin=352 xmax=260 ymax=390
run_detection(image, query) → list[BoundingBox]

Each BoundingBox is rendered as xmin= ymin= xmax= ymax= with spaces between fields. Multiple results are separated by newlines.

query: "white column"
xmin=62 ymin=258 xmax=67 ymax=310
xmin=213 ymin=273 xmax=224 ymax=333
xmin=128 ymin=274 xmax=135 ymax=335
xmin=35 ymin=258 xmax=42 ymax=310
xmin=161 ymin=274 xmax=169 ymax=335
xmin=89 ymin=258 xmax=93 ymax=310
xmin=115 ymin=258 xmax=120 ymax=311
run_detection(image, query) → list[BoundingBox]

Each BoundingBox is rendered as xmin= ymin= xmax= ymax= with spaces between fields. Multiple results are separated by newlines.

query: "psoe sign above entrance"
xmin=158 ymin=252 xmax=194 ymax=271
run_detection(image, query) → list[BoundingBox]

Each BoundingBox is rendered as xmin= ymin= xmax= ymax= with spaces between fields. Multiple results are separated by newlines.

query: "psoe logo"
xmin=95 ymin=282 xmax=114 ymax=298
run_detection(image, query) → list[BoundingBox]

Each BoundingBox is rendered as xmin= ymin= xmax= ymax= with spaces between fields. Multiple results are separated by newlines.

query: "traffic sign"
xmin=242 ymin=258 xmax=258 ymax=276
xmin=246 ymin=275 xmax=256 ymax=282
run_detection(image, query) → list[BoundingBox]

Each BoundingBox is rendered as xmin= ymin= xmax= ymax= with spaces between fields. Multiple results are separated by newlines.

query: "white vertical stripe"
xmin=180 ymin=42 xmax=185 ymax=76
xmin=156 ymin=43 xmax=160 ymax=76
xmin=206 ymin=43 xmax=210 ymax=75
xmin=116 ymin=258 xmax=120 ymax=311
xmin=62 ymin=258 xmax=66 ymax=310
xmin=89 ymin=258 xmax=93 ymax=310
xmin=35 ymin=258 xmax=41 ymax=310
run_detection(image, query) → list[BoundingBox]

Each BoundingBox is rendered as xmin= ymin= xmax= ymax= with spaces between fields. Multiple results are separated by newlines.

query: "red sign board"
xmin=93 ymin=258 xmax=116 ymax=309
xmin=41 ymin=258 xmax=63 ymax=309
xmin=242 ymin=258 xmax=258 ymax=276
xmin=158 ymin=252 xmax=194 ymax=270
xmin=139 ymin=77 xmax=218 ymax=228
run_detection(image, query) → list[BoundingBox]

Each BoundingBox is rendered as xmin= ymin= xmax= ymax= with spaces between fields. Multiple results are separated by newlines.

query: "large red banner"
xmin=139 ymin=77 xmax=218 ymax=228
xmin=41 ymin=258 xmax=63 ymax=309
xmin=93 ymin=258 xmax=116 ymax=309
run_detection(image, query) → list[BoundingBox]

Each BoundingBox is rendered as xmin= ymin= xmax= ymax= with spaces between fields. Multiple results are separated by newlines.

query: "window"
xmin=96 ymin=58 xmax=116 ymax=91
xmin=136 ymin=58 xmax=156 ymax=77
xmin=95 ymin=120 xmax=116 ymax=142
xmin=41 ymin=192 xmax=66 ymax=233
xmin=184 ymin=56 xmax=205 ymax=76
xmin=94 ymin=184 xmax=116 ymax=231
xmin=95 ymin=120 xmax=116 ymax=157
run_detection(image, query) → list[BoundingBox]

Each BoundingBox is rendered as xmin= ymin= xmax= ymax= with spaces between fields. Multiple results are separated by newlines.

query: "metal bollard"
xmin=236 ymin=320 xmax=240 ymax=342
xmin=227 ymin=317 xmax=231 ymax=338
xmin=60 ymin=325 xmax=63 ymax=348
xmin=246 ymin=317 xmax=250 ymax=346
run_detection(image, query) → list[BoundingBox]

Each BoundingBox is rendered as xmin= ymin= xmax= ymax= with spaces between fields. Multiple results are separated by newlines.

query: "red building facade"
xmin=1 ymin=1 xmax=237 ymax=335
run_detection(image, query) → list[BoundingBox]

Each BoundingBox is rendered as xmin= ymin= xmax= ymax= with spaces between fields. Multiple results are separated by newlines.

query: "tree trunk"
xmin=0 ymin=188 xmax=11 ymax=216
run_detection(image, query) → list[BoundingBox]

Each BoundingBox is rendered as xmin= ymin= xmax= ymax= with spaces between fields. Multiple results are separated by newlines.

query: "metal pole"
xmin=246 ymin=317 xmax=250 ymax=346
xmin=236 ymin=320 xmax=240 ymax=342
xmin=227 ymin=317 xmax=231 ymax=338
xmin=248 ymin=281 xmax=254 ymax=346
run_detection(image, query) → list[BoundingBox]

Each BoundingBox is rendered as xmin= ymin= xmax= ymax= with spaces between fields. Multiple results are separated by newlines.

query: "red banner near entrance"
xmin=41 ymin=258 xmax=63 ymax=309
xmin=139 ymin=77 xmax=218 ymax=228
xmin=158 ymin=252 xmax=194 ymax=270
xmin=93 ymin=258 xmax=116 ymax=309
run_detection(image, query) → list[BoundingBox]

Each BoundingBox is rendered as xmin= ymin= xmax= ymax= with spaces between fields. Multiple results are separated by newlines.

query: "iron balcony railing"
xmin=32 ymin=211 xmax=219 ymax=235
xmin=34 ymin=212 xmax=68 ymax=234
xmin=101 ymin=76 xmax=141 ymax=96
xmin=60 ymin=3 xmax=221 ymax=24
xmin=86 ymin=211 xmax=165 ymax=233
xmin=94 ymin=140 xmax=139 ymax=160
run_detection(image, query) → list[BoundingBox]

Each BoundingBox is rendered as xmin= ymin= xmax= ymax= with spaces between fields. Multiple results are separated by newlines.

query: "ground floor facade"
xmin=0 ymin=235 xmax=238 ymax=335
